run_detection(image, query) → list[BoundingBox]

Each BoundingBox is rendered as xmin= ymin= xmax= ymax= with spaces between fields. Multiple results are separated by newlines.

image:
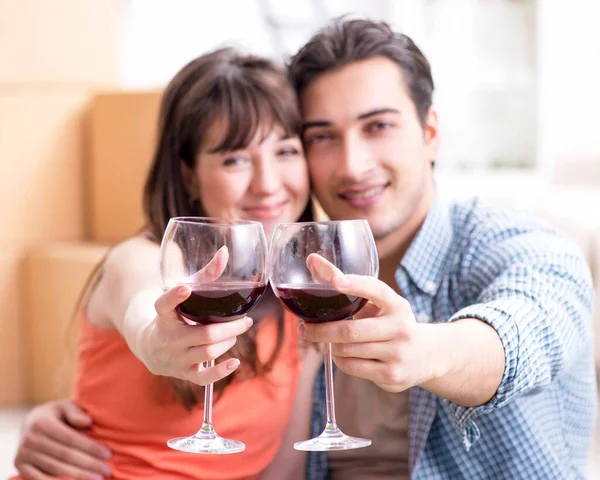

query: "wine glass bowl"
xmin=159 ymin=217 xmax=268 ymax=454
xmin=269 ymin=219 xmax=379 ymax=451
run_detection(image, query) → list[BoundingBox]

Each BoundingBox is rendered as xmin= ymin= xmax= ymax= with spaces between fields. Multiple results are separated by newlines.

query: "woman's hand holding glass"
xmin=133 ymin=246 xmax=252 ymax=386
xmin=158 ymin=217 xmax=268 ymax=454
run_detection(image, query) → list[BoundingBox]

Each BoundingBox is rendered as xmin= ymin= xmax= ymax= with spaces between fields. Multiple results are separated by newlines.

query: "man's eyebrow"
xmin=301 ymin=108 xmax=401 ymax=133
xmin=301 ymin=120 xmax=331 ymax=134
xmin=357 ymin=108 xmax=401 ymax=120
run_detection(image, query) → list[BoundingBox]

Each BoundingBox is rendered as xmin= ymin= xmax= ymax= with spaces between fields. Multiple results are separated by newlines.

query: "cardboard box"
xmin=25 ymin=242 xmax=109 ymax=403
xmin=0 ymin=0 xmax=123 ymax=86
xmin=88 ymin=91 xmax=162 ymax=242
xmin=0 ymin=92 xmax=89 ymax=244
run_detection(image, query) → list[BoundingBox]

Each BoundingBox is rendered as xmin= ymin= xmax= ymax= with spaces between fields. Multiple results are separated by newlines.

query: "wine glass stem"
xmin=324 ymin=342 xmax=340 ymax=434
xmin=198 ymin=359 xmax=215 ymax=437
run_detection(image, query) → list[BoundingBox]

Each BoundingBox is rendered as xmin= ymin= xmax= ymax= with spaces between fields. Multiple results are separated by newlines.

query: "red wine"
xmin=274 ymin=284 xmax=367 ymax=323
xmin=176 ymin=282 xmax=266 ymax=324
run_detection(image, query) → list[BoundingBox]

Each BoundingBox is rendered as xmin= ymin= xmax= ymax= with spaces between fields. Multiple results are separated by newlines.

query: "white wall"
xmin=537 ymin=0 xmax=600 ymax=174
xmin=117 ymin=0 xmax=600 ymax=175
xmin=119 ymin=0 xmax=274 ymax=89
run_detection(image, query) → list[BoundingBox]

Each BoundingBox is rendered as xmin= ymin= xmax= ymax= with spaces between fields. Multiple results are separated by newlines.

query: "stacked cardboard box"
xmin=22 ymin=90 xmax=162 ymax=404
xmin=0 ymin=0 xmax=127 ymax=405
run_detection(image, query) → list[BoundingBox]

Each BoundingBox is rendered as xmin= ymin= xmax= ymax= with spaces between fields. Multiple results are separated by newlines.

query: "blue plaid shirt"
xmin=306 ymin=195 xmax=597 ymax=479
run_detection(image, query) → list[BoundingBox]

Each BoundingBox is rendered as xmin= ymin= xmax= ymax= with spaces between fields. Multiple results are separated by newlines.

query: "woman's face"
xmin=192 ymin=122 xmax=310 ymax=239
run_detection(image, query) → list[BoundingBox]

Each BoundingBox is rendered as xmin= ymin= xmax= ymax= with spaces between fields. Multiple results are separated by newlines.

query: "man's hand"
xmin=300 ymin=271 xmax=439 ymax=392
xmin=14 ymin=400 xmax=112 ymax=480
xmin=300 ymin=255 xmax=505 ymax=405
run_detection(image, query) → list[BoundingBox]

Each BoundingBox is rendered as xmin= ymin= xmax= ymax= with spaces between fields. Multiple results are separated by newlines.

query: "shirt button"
xmin=417 ymin=313 xmax=430 ymax=323
xmin=425 ymin=281 xmax=436 ymax=293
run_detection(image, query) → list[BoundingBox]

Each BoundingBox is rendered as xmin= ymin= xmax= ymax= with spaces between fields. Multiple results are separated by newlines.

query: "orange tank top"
xmin=69 ymin=310 xmax=299 ymax=480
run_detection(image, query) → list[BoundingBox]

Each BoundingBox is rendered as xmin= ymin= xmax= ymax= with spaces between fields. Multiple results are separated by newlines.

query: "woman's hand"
xmin=133 ymin=284 xmax=254 ymax=386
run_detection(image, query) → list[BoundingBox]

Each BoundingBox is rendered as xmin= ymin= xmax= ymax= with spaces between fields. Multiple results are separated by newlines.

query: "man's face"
xmin=300 ymin=56 xmax=438 ymax=242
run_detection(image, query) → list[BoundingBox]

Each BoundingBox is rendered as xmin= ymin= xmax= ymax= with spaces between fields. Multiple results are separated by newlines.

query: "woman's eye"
xmin=222 ymin=156 xmax=249 ymax=167
xmin=278 ymin=147 xmax=300 ymax=157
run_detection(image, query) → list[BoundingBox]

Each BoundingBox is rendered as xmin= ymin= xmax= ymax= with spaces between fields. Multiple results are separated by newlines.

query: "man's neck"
xmin=376 ymin=189 xmax=434 ymax=292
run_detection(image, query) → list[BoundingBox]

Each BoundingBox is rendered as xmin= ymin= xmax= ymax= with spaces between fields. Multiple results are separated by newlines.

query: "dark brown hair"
xmin=138 ymin=48 xmax=311 ymax=408
xmin=288 ymin=17 xmax=434 ymax=126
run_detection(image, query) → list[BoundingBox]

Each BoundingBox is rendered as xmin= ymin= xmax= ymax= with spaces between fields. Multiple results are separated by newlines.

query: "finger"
xmin=184 ymin=316 xmax=253 ymax=347
xmin=306 ymin=253 xmax=343 ymax=284
xmin=186 ymin=245 xmax=229 ymax=284
xmin=333 ymin=275 xmax=403 ymax=312
xmin=333 ymin=356 xmax=394 ymax=384
xmin=352 ymin=301 xmax=381 ymax=320
xmin=183 ymin=337 xmax=237 ymax=365
xmin=301 ymin=315 xmax=403 ymax=344
xmin=333 ymin=356 xmax=381 ymax=381
xmin=17 ymin=463 xmax=51 ymax=480
xmin=36 ymin=417 xmax=112 ymax=460
xmin=334 ymin=356 xmax=407 ymax=391
xmin=185 ymin=358 xmax=241 ymax=386
xmin=331 ymin=340 xmax=398 ymax=361
xmin=59 ymin=402 xmax=93 ymax=429
xmin=21 ymin=450 xmax=105 ymax=480
xmin=22 ymin=432 xmax=111 ymax=477
xmin=154 ymin=285 xmax=190 ymax=320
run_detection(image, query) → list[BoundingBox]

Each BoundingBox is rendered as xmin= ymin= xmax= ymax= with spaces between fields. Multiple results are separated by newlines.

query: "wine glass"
xmin=269 ymin=220 xmax=379 ymax=451
xmin=159 ymin=217 xmax=268 ymax=454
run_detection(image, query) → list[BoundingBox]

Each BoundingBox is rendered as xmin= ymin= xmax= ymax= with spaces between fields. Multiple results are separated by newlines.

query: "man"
xmin=289 ymin=18 xmax=596 ymax=480
xmin=13 ymin=18 xmax=596 ymax=480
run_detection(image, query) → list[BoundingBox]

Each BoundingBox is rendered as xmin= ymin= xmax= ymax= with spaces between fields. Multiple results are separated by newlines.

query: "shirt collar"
xmin=398 ymin=192 xmax=453 ymax=296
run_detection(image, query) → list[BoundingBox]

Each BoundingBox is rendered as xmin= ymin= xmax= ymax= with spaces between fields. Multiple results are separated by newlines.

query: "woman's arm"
xmin=88 ymin=236 xmax=252 ymax=385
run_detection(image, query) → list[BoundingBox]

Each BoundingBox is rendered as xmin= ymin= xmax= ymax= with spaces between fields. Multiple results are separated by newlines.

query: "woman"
xmin=12 ymin=48 xmax=321 ymax=480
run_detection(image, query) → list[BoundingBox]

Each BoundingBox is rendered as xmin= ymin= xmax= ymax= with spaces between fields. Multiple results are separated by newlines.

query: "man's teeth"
xmin=343 ymin=186 xmax=384 ymax=199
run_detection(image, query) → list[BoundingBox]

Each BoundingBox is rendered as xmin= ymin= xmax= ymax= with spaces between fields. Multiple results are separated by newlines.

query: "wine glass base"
xmin=167 ymin=434 xmax=245 ymax=454
xmin=294 ymin=433 xmax=371 ymax=452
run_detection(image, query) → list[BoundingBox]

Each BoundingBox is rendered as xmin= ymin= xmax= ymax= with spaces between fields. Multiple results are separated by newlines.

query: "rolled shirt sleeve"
xmin=441 ymin=230 xmax=594 ymax=449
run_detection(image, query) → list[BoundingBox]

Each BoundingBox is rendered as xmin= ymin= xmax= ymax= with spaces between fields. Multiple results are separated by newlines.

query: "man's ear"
xmin=423 ymin=107 xmax=439 ymax=167
xmin=180 ymin=160 xmax=198 ymax=200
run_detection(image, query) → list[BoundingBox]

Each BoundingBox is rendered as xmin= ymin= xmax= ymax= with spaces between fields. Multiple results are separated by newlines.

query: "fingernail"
xmin=101 ymin=448 xmax=113 ymax=459
xmin=226 ymin=358 xmax=240 ymax=370
xmin=177 ymin=285 xmax=189 ymax=296
xmin=246 ymin=317 xmax=253 ymax=328
xmin=102 ymin=464 xmax=113 ymax=476
xmin=91 ymin=475 xmax=104 ymax=480
xmin=297 ymin=323 xmax=306 ymax=338
xmin=334 ymin=276 xmax=351 ymax=288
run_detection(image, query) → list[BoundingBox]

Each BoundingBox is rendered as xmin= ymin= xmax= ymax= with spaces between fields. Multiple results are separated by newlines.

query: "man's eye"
xmin=306 ymin=132 xmax=332 ymax=145
xmin=367 ymin=121 xmax=393 ymax=133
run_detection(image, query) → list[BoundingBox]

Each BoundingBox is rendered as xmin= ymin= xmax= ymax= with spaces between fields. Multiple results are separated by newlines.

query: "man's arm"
xmin=420 ymin=318 xmax=504 ymax=406
xmin=301 ymin=233 xmax=594 ymax=409
xmin=300 ymin=275 xmax=505 ymax=406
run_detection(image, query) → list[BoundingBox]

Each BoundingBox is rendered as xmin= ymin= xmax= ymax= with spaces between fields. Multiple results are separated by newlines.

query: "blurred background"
xmin=0 ymin=0 xmax=599 ymax=477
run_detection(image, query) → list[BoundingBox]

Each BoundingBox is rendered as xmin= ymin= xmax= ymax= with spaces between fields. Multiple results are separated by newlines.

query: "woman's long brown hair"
xmin=74 ymin=48 xmax=312 ymax=410
xmin=140 ymin=48 xmax=312 ymax=409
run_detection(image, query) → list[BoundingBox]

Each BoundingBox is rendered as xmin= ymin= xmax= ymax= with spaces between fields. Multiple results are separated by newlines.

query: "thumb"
xmin=154 ymin=285 xmax=190 ymax=321
xmin=59 ymin=402 xmax=93 ymax=429
xmin=307 ymin=253 xmax=343 ymax=284
xmin=187 ymin=245 xmax=229 ymax=284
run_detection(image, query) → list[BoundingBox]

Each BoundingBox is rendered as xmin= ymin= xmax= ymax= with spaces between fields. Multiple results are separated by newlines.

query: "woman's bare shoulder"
xmin=87 ymin=234 xmax=161 ymax=329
